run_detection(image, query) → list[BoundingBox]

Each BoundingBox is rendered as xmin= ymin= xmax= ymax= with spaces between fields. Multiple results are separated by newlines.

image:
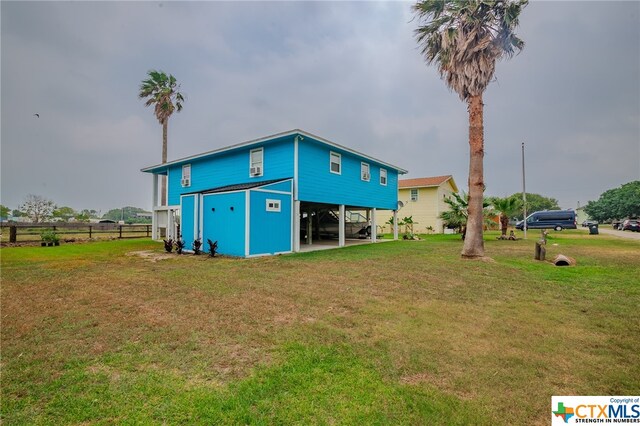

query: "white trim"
xmin=293 ymin=136 xmax=299 ymax=200
xmin=330 ymin=151 xmax=341 ymax=175
xmin=196 ymin=195 xmax=201 ymax=241
xmin=251 ymin=188 xmax=291 ymax=195
xmin=361 ymin=162 xmax=370 ymax=182
xmin=246 ymin=250 xmax=293 ymax=258
xmin=141 ymin=129 xmax=407 ymax=174
xmin=249 ymin=147 xmax=264 ymax=177
xmin=245 ymin=191 xmax=250 ymax=257
xmin=380 ymin=168 xmax=387 ymax=186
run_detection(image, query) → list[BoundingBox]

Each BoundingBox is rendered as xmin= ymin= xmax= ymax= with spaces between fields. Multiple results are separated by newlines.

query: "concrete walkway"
xmin=579 ymin=226 xmax=640 ymax=240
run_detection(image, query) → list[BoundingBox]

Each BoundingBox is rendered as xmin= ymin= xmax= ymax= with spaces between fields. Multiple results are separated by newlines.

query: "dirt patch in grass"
xmin=126 ymin=250 xmax=178 ymax=262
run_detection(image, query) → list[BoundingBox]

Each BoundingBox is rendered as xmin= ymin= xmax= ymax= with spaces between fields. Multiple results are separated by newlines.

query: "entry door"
xmin=180 ymin=195 xmax=199 ymax=249
xmin=202 ymin=192 xmax=246 ymax=256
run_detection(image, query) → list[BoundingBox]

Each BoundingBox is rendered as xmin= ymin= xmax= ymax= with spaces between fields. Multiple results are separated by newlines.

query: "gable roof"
xmin=141 ymin=129 xmax=408 ymax=174
xmin=399 ymin=175 xmax=458 ymax=192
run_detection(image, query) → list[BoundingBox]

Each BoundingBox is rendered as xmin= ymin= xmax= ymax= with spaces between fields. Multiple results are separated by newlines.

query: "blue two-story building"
xmin=141 ymin=129 xmax=407 ymax=257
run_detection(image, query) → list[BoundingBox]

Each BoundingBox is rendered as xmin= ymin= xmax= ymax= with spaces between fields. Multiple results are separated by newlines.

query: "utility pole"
xmin=522 ymin=142 xmax=527 ymax=239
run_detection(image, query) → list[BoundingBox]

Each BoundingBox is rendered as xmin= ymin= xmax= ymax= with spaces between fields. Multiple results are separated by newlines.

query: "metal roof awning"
xmin=182 ymin=178 xmax=291 ymax=196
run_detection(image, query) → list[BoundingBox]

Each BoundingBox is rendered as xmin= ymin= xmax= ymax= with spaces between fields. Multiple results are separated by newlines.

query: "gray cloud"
xmin=2 ymin=1 xmax=638 ymax=213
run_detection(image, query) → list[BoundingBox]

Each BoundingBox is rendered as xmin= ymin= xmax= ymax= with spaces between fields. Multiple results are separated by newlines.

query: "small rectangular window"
xmin=266 ymin=199 xmax=281 ymax=212
xmin=250 ymin=148 xmax=264 ymax=177
xmin=181 ymin=164 xmax=191 ymax=187
xmin=330 ymin=152 xmax=341 ymax=174
xmin=380 ymin=168 xmax=387 ymax=186
xmin=361 ymin=163 xmax=370 ymax=181
xmin=410 ymin=189 xmax=418 ymax=202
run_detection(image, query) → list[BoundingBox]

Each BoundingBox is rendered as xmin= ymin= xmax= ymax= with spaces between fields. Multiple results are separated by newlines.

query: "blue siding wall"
xmin=167 ymin=137 xmax=295 ymax=206
xmin=260 ymin=180 xmax=292 ymax=193
xmin=298 ymin=139 xmax=399 ymax=209
xmin=202 ymin=192 xmax=246 ymax=256
xmin=180 ymin=195 xmax=198 ymax=249
xmin=249 ymin=190 xmax=292 ymax=255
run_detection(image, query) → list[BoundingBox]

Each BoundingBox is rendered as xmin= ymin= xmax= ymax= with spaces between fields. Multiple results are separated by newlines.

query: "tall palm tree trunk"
xmin=161 ymin=120 xmax=168 ymax=206
xmin=462 ymin=94 xmax=485 ymax=258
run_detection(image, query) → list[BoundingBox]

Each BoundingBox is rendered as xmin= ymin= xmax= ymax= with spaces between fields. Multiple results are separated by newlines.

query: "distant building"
xmin=382 ymin=175 xmax=459 ymax=234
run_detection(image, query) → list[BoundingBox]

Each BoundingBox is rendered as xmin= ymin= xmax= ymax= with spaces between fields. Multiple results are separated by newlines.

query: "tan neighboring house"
xmin=381 ymin=175 xmax=459 ymax=234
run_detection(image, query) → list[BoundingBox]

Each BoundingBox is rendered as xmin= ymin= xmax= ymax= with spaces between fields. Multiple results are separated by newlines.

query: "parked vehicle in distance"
xmin=620 ymin=219 xmax=640 ymax=232
xmin=581 ymin=220 xmax=598 ymax=227
xmin=612 ymin=220 xmax=622 ymax=230
xmin=515 ymin=210 xmax=577 ymax=231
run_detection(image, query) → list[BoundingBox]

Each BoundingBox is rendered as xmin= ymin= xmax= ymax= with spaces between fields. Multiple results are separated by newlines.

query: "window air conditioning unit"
xmin=363 ymin=173 xmax=370 ymax=180
xmin=250 ymin=166 xmax=262 ymax=176
xmin=181 ymin=178 xmax=190 ymax=187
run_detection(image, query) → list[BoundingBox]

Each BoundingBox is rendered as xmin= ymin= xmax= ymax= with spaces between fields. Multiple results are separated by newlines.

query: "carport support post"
xmin=293 ymin=200 xmax=301 ymax=252
xmin=371 ymin=208 xmax=377 ymax=243
xmin=339 ymin=205 xmax=346 ymax=247
xmin=393 ymin=210 xmax=398 ymax=240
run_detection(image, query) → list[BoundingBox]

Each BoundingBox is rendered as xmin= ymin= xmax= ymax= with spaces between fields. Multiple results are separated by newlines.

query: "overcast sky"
xmin=1 ymin=1 xmax=639 ymax=214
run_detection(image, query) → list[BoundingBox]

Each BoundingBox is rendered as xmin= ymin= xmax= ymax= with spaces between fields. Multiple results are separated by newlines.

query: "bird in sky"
xmin=34 ymin=113 xmax=39 ymax=118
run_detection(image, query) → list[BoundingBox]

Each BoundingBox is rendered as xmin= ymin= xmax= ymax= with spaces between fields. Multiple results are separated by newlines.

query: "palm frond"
xmin=413 ymin=0 xmax=527 ymax=100
xmin=138 ymin=70 xmax=185 ymax=124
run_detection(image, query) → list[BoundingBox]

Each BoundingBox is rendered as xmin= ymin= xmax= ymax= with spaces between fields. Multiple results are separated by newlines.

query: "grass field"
xmin=1 ymin=232 xmax=638 ymax=424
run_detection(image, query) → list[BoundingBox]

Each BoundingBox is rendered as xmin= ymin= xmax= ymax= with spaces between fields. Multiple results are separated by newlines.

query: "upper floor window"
xmin=361 ymin=162 xmax=370 ymax=181
xmin=410 ymin=189 xmax=418 ymax=202
xmin=330 ymin=152 xmax=341 ymax=174
xmin=380 ymin=168 xmax=387 ymax=186
xmin=181 ymin=164 xmax=191 ymax=187
xmin=250 ymin=148 xmax=263 ymax=177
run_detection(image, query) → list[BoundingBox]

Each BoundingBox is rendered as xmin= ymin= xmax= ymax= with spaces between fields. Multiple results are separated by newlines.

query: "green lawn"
xmin=1 ymin=232 xmax=638 ymax=424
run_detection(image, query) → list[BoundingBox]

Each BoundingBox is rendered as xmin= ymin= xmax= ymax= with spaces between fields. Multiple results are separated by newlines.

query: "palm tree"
xmin=139 ymin=70 xmax=185 ymax=206
xmin=490 ymin=196 xmax=522 ymax=238
xmin=413 ymin=0 xmax=527 ymax=258
xmin=440 ymin=192 xmax=492 ymax=239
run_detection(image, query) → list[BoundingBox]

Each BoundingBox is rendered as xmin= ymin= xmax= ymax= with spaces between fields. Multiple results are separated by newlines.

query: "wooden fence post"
xmin=146 ymin=225 xmax=150 ymax=237
xmin=119 ymin=225 xmax=122 ymax=239
xmin=89 ymin=225 xmax=92 ymax=239
xmin=10 ymin=226 xmax=17 ymax=243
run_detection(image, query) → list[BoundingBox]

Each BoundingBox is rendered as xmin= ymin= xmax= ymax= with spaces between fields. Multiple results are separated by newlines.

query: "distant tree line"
xmin=584 ymin=181 xmax=640 ymax=222
xmin=0 ymin=194 xmax=151 ymax=224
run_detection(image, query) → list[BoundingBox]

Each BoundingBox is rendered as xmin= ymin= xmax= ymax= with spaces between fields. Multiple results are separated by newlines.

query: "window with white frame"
xmin=380 ymin=168 xmax=387 ymax=186
xmin=410 ymin=189 xmax=418 ymax=202
xmin=330 ymin=152 xmax=341 ymax=174
xmin=181 ymin=164 xmax=191 ymax=187
xmin=266 ymin=199 xmax=281 ymax=212
xmin=250 ymin=148 xmax=264 ymax=177
xmin=361 ymin=163 xmax=370 ymax=181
